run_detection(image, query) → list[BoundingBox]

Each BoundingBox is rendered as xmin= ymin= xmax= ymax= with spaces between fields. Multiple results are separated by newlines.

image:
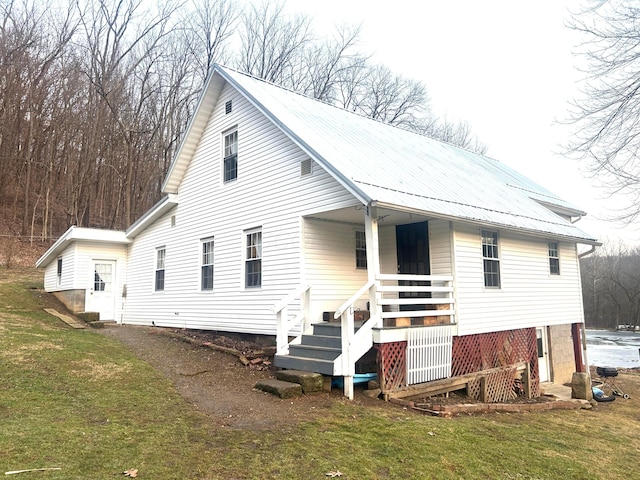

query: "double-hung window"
xmin=481 ymin=230 xmax=500 ymax=288
xmin=355 ymin=230 xmax=367 ymax=269
xmin=155 ymin=247 xmax=165 ymax=292
xmin=56 ymin=257 xmax=62 ymax=285
xmin=245 ymin=229 xmax=262 ymax=288
xmin=201 ymin=238 xmax=214 ymax=290
xmin=223 ymin=129 xmax=238 ymax=182
xmin=548 ymin=242 xmax=560 ymax=275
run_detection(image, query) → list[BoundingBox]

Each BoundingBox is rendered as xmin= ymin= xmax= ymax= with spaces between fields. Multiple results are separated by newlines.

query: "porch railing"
xmin=273 ymin=284 xmax=311 ymax=356
xmin=377 ymin=274 xmax=455 ymax=325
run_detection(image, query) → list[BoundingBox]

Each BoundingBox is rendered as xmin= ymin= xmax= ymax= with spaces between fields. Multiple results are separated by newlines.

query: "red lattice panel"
xmin=376 ymin=342 xmax=407 ymax=393
xmin=452 ymin=328 xmax=540 ymax=399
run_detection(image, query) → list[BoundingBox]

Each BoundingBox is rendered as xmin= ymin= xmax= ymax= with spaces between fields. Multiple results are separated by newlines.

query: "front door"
xmin=86 ymin=260 xmax=116 ymax=321
xmin=396 ymin=222 xmax=430 ymax=311
xmin=537 ymin=327 xmax=550 ymax=382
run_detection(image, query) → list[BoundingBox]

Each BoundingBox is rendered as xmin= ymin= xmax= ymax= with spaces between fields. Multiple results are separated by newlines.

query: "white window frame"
xmin=244 ymin=228 xmax=262 ymax=289
xmin=223 ymin=128 xmax=238 ymax=183
xmin=155 ymin=247 xmax=165 ymax=292
xmin=355 ymin=230 xmax=367 ymax=269
xmin=481 ymin=230 xmax=500 ymax=288
xmin=201 ymin=238 xmax=214 ymax=291
xmin=548 ymin=241 xmax=560 ymax=275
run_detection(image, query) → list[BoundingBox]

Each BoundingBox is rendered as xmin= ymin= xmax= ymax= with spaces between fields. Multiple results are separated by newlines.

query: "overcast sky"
xmin=284 ymin=0 xmax=639 ymax=247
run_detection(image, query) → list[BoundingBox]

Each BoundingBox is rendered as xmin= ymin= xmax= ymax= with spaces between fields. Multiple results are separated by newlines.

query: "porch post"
xmin=365 ymin=203 xmax=381 ymax=326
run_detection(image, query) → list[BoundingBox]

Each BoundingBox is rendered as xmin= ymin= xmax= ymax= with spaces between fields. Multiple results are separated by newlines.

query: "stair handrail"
xmin=334 ymin=279 xmax=376 ymax=400
xmin=273 ymin=284 xmax=311 ymax=356
xmin=333 ymin=279 xmax=375 ymax=320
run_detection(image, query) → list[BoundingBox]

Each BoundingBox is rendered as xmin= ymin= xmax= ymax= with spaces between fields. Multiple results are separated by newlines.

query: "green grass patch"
xmin=1 ymin=267 xmax=639 ymax=479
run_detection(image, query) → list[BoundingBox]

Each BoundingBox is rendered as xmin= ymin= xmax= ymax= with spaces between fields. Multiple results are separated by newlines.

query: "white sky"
xmin=285 ymin=0 xmax=640 ymax=247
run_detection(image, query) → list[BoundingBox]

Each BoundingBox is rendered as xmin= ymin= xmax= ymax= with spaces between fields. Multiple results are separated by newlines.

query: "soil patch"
xmin=97 ymin=324 xmax=378 ymax=430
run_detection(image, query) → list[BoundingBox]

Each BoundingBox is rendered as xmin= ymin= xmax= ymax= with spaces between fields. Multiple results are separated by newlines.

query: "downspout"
xmin=577 ymin=242 xmax=599 ymax=371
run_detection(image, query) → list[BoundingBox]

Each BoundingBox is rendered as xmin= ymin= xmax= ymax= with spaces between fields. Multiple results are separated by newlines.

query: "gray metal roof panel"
xmin=209 ymin=67 xmax=598 ymax=243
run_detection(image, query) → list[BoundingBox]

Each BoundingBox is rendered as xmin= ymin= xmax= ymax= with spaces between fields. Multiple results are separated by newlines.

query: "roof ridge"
xmin=214 ymin=63 xmax=496 ymax=161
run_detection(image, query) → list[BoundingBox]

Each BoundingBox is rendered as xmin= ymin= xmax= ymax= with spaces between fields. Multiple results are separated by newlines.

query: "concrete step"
xmin=288 ymin=344 xmax=341 ymax=361
xmin=274 ymin=354 xmax=336 ymax=376
xmin=254 ymin=378 xmax=302 ymax=399
xmin=275 ymin=370 xmax=324 ymax=394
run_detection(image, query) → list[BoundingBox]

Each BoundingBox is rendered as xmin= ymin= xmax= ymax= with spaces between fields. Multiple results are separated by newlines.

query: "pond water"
xmin=585 ymin=329 xmax=640 ymax=368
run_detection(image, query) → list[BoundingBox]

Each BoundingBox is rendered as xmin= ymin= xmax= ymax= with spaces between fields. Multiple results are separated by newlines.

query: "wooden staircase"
xmin=273 ymin=323 xmax=345 ymax=375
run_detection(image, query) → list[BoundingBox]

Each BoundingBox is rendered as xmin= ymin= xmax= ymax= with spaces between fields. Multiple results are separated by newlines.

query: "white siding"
xmin=303 ymin=219 xmax=369 ymax=322
xmin=452 ymin=223 xmax=584 ymax=335
xmin=124 ymin=83 xmax=359 ymax=334
xmin=429 ymin=219 xmax=453 ymax=276
xmin=43 ymin=244 xmax=77 ymax=291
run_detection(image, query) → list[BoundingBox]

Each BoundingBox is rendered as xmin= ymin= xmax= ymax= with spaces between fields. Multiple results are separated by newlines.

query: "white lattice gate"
xmin=407 ymin=325 xmax=453 ymax=385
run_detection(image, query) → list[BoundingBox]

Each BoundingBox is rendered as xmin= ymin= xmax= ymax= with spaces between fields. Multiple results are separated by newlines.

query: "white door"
xmin=87 ymin=260 xmax=116 ymax=321
xmin=536 ymin=327 xmax=550 ymax=382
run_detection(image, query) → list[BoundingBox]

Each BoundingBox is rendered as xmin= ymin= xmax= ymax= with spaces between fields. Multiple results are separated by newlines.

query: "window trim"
xmin=548 ymin=241 xmax=560 ymax=275
xmin=155 ymin=246 xmax=166 ymax=292
xmin=223 ymin=128 xmax=238 ymax=183
xmin=201 ymin=237 xmax=215 ymax=291
xmin=244 ymin=228 xmax=262 ymax=289
xmin=56 ymin=257 xmax=62 ymax=286
xmin=481 ymin=230 xmax=501 ymax=288
xmin=355 ymin=230 xmax=367 ymax=269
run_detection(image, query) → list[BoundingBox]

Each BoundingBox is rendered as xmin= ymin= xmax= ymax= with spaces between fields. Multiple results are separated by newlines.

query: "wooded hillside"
xmin=0 ymin=0 xmax=487 ymax=245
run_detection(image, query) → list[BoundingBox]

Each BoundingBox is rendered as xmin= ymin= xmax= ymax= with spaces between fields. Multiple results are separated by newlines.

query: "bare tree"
xmin=567 ymin=1 xmax=640 ymax=223
xmin=581 ymin=241 xmax=640 ymax=330
xmin=236 ymin=0 xmax=312 ymax=85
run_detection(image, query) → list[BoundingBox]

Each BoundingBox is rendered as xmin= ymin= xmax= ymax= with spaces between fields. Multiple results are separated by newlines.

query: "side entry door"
xmin=86 ymin=260 xmax=116 ymax=321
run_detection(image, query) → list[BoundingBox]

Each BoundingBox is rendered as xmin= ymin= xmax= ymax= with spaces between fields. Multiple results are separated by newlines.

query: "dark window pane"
xmin=202 ymin=265 xmax=214 ymax=290
xmin=246 ymin=259 xmax=261 ymax=287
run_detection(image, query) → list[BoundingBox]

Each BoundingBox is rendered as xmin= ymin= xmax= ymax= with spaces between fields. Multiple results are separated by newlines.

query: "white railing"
xmin=377 ymin=274 xmax=455 ymax=325
xmin=273 ymin=284 xmax=311 ymax=356
xmin=333 ymin=280 xmax=376 ymax=400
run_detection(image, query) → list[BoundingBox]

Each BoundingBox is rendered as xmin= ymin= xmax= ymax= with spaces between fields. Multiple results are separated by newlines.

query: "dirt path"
xmin=97 ymin=324 xmax=370 ymax=430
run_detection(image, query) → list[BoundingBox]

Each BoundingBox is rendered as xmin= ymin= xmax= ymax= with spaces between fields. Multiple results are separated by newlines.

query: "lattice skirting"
xmin=376 ymin=342 xmax=407 ymax=393
xmin=376 ymin=328 xmax=540 ymax=399
xmin=452 ymin=328 xmax=540 ymax=399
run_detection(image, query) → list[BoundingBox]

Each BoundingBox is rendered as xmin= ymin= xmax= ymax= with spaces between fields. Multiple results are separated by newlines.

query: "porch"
xmin=273 ymin=271 xmax=541 ymax=402
xmin=273 ymin=273 xmax=458 ymax=399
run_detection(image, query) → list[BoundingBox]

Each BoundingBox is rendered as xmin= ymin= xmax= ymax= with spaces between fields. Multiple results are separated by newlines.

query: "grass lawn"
xmin=1 ymin=268 xmax=639 ymax=479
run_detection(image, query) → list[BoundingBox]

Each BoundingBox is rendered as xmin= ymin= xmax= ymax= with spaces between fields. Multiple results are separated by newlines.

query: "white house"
xmin=37 ymin=64 xmax=599 ymax=400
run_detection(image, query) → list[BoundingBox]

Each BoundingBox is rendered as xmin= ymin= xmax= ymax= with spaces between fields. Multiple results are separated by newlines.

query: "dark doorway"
xmin=396 ymin=222 xmax=430 ymax=311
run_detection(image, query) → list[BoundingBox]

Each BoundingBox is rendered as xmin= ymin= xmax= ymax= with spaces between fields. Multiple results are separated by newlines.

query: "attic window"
xmin=225 ymin=100 xmax=232 ymax=114
xmin=301 ymin=158 xmax=313 ymax=176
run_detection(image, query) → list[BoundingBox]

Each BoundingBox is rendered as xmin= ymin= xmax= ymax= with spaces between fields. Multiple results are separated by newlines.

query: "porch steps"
xmin=274 ymin=323 xmax=346 ymax=376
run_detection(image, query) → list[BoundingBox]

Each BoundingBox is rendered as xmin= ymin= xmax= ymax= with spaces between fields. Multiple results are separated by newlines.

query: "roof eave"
xmin=126 ymin=194 xmax=179 ymax=238
xmin=35 ymin=227 xmax=129 ymax=268
xmin=373 ymin=201 xmax=601 ymax=246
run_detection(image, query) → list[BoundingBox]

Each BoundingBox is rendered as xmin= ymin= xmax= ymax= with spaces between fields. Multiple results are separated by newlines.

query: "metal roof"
xmin=168 ymin=65 xmax=599 ymax=244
